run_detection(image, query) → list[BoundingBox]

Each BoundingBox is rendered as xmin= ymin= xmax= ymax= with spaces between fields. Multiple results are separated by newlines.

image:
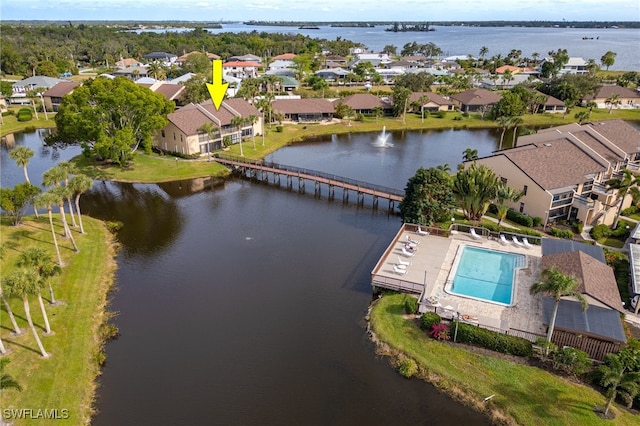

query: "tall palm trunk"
xmin=2 ymin=293 xmax=23 ymax=335
xmin=58 ymin=202 xmax=78 ymax=252
xmin=47 ymin=207 xmax=64 ymax=266
xmin=37 ymin=293 xmax=52 ymax=334
xmin=66 ymin=196 xmax=77 ymax=227
xmin=546 ymin=299 xmax=560 ymax=343
xmin=0 ymin=337 xmax=6 ymax=354
xmin=23 ymin=166 xmax=39 ymax=218
xmin=23 ymin=296 xmax=48 ymax=358
xmin=74 ymin=193 xmax=86 ymax=234
xmin=48 ymin=281 xmax=57 ymax=305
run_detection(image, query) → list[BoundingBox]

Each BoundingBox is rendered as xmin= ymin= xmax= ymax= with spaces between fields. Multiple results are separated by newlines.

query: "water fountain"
xmin=373 ymin=125 xmax=393 ymax=147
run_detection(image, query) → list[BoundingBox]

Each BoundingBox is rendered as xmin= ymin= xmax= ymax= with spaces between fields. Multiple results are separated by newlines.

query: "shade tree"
xmin=399 ymin=167 xmax=456 ymax=226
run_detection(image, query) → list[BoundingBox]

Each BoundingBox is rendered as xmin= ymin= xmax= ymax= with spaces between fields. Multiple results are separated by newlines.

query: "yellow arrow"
xmin=206 ymin=60 xmax=228 ymax=110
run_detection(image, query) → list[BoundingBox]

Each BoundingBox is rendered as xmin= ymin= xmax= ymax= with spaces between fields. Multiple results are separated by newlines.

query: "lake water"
xmin=140 ymin=23 xmax=640 ymax=70
xmin=1 ymin=129 xmax=498 ymax=425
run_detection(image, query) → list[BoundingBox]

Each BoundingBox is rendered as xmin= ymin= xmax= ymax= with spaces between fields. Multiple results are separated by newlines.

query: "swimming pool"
xmin=448 ymin=246 xmax=525 ymax=305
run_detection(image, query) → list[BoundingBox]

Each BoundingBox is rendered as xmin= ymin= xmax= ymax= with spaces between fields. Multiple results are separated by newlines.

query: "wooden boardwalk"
xmin=215 ymin=154 xmax=404 ymax=209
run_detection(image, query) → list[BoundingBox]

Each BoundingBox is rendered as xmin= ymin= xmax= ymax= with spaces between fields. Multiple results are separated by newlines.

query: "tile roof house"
xmin=336 ymin=94 xmax=393 ymax=115
xmin=148 ymin=81 xmax=185 ymax=102
xmin=112 ymin=65 xmax=149 ymax=80
xmin=115 ymin=58 xmax=144 ymax=68
xmin=271 ymin=98 xmax=335 ymax=122
xmin=154 ymin=98 xmax=262 ymax=156
xmin=582 ymin=85 xmax=640 ymax=110
xmin=268 ymin=53 xmax=297 ymax=70
xmin=223 ymin=61 xmax=260 ymax=80
xmin=41 ymin=81 xmax=80 ymax=112
xmin=176 ymin=51 xmax=220 ymax=65
xmin=408 ymin=91 xmax=454 ymax=112
xmin=450 ymin=88 xmax=502 ymax=112
xmin=526 ymin=89 xmax=565 ymax=114
xmin=538 ymin=241 xmax=626 ymax=360
xmin=472 ymin=120 xmax=640 ymax=228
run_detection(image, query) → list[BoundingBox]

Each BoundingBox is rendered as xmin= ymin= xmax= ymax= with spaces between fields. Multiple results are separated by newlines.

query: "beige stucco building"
xmin=472 ymin=120 xmax=640 ymax=227
xmin=153 ymin=98 xmax=263 ymax=156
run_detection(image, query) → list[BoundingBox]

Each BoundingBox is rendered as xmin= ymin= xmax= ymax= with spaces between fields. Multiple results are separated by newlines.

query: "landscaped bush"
xmin=434 ymin=110 xmax=447 ymax=118
xmin=532 ymin=216 xmax=542 ymax=227
xmin=275 ymin=125 xmax=283 ymax=132
xmin=397 ymin=356 xmax=419 ymax=378
xmin=549 ymin=227 xmax=574 ymax=239
xmin=574 ymin=221 xmax=584 ymax=234
xmin=354 ymin=113 xmax=365 ymax=122
xmin=454 ymin=322 xmax=533 ymax=356
xmin=612 ymin=221 xmax=632 ymax=238
xmin=17 ymin=107 xmax=32 ymax=122
xmin=550 ymin=347 xmax=592 ymax=376
xmin=622 ymin=206 xmax=639 ymax=216
xmin=590 ymin=223 xmax=610 ymax=240
xmin=420 ymin=312 xmax=441 ymax=331
xmin=506 ymin=209 xmax=533 ymax=227
xmin=403 ymin=296 xmax=418 ymax=315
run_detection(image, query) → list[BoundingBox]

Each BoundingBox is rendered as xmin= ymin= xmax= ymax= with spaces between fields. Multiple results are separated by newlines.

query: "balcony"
xmin=551 ymin=198 xmax=573 ymax=208
xmin=573 ymin=194 xmax=594 ymax=209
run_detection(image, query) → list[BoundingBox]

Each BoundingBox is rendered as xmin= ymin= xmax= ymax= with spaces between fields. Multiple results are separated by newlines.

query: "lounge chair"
xmin=512 ymin=235 xmax=525 ymax=247
xmin=499 ymin=234 xmax=511 ymax=245
xmin=417 ymin=226 xmax=429 ymax=236
xmin=522 ymin=237 xmax=534 ymax=249
xmin=393 ymin=264 xmax=408 ymax=275
xmin=470 ymin=228 xmax=482 ymax=240
xmin=406 ymin=235 xmax=420 ymax=245
xmin=397 ymin=257 xmax=412 ymax=266
xmin=401 ymin=246 xmax=416 ymax=257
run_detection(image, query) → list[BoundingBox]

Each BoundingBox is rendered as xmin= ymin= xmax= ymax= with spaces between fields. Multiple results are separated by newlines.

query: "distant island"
xmin=386 ymin=22 xmax=434 ymax=32
xmin=242 ymin=20 xmax=639 ymax=29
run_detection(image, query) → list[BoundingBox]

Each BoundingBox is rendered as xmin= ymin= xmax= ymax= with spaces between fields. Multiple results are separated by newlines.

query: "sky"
xmin=2 ymin=0 xmax=640 ymax=22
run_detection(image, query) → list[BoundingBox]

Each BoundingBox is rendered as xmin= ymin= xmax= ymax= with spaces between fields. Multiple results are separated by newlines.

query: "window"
xmin=173 ymin=133 xmax=176 ymax=140
xmin=523 ymin=185 xmax=528 ymax=196
xmin=500 ymin=177 xmax=508 ymax=185
xmin=161 ymin=130 xmax=165 ymax=138
xmin=519 ymin=202 xmax=524 ymax=213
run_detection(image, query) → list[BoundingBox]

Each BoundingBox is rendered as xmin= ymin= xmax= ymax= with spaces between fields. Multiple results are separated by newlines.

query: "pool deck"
xmin=371 ymin=225 xmax=547 ymax=338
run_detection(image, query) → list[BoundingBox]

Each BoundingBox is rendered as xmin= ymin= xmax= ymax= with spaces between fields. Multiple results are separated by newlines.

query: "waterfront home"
xmin=408 ymin=92 xmax=454 ymax=112
xmin=583 ymin=85 xmax=640 ymax=109
xmin=480 ymin=74 xmax=537 ymax=90
xmin=271 ymin=98 xmax=335 ymax=122
xmin=314 ymin=67 xmax=350 ymax=82
xmin=535 ymin=90 xmax=566 ymax=113
xmin=541 ymin=57 xmax=589 ymax=75
xmin=153 ymin=98 xmax=262 ymax=156
xmin=41 ymin=81 xmax=80 ymax=111
xmin=450 ymin=88 xmax=502 ymax=113
xmin=349 ymin=52 xmax=391 ymax=68
xmin=472 ymin=120 xmax=640 ymax=227
xmin=335 ymin=93 xmax=393 ymax=115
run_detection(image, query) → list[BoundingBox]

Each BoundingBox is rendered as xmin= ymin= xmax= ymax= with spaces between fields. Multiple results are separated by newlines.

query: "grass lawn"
xmin=369 ymin=293 xmax=636 ymax=426
xmin=0 ymin=216 xmax=116 ymax=425
xmin=1 ymin=113 xmax=56 ymax=137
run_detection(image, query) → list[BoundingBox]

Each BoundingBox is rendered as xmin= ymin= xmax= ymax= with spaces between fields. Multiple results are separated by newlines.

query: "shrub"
xmin=549 ymin=227 xmax=574 ymax=239
xmin=506 ymin=209 xmax=533 ymax=227
xmin=453 ymin=116 xmax=463 ymax=121
xmin=550 ymin=347 xmax=592 ymax=376
xmin=455 ymin=322 xmax=533 ymax=356
xmin=574 ymin=221 xmax=584 ymax=234
xmin=275 ymin=125 xmax=283 ymax=132
xmin=397 ymin=356 xmax=419 ymax=378
xmin=420 ymin=312 xmax=441 ymax=331
xmin=17 ymin=107 xmax=32 ymax=122
xmin=434 ymin=110 xmax=447 ymax=118
xmin=590 ymin=223 xmax=610 ymax=240
xmin=532 ymin=216 xmax=542 ymax=227
xmin=403 ymin=296 xmax=418 ymax=315
xmin=622 ymin=206 xmax=638 ymax=216
xmin=354 ymin=113 xmax=365 ymax=122
xmin=429 ymin=323 xmax=451 ymax=341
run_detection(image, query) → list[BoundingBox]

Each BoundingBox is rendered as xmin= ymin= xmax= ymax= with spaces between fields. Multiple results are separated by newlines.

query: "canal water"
xmin=2 ymin=129 xmax=500 ymax=425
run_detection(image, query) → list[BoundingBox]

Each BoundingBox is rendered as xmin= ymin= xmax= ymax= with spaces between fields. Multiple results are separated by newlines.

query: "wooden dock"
xmin=215 ymin=154 xmax=405 ymax=209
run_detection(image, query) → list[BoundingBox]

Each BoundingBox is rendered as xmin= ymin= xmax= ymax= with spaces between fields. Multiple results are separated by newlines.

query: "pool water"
xmin=450 ymin=246 xmax=525 ymax=305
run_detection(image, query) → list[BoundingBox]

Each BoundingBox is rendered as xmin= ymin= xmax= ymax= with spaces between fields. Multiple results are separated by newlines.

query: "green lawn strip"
xmin=369 ymin=294 xmax=635 ymax=426
xmin=71 ymin=152 xmax=230 ymax=182
xmin=1 ymin=115 xmax=57 ymax=137
xmin=1 ymin=216 xmax=116 ymax=425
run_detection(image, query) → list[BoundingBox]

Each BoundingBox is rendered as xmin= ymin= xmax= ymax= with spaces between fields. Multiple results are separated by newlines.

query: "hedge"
xmin=454 ymin=322 xmax=533 ymax=357
xmin=420 ymin=312 xmax=441 ymax=331
xmin=549 ymin=227 xmax=574 ymax=239
xmin=17 ymin=107 xmax=33 ymax=122
xmin=506 ymin=209 xmax=533 ymax=227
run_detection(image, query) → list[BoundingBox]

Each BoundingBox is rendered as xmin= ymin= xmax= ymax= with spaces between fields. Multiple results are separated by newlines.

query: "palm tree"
xmin=9 ymin=146 xmax=35 ymax=184
xmin=147 ymin=61 xmax=166 ymax=80
xmin=511 ymin=116 xmax=524 ymax=145
xmin=51 ymin=186 xmax=78 ymax=252
xmin=605 ymin=93 xmax=621 ymax=113
xmin=17 ymin=250 xmax=53 ymax=334
xmin=57 ymin=162 xmax=78 ymax=228
xmin=9 ymin=146 xmax=38 ymax=217
xmin=26 ymin=89 xmax=40 ymax=120
xmin=3 ymin=269 xmax=50 ymax=358
xmin=245 ymin=115 xmax=259 ymax=150
xmin=42 ymin=166 xmax=68 ymax=237
xmin=462 ymin=148 xmax=478 ymax=162
xmin=529 ymin=267 xmax=588 ymax=345
xmin=606 ymin=169 xmax=640 ymax=229
xmin=497 ymin=116 xmax=512 ymax=149
xmin=597 ymin=353 xmax=640 ymax=416
xmin=453 ymin=163 xmax=502 ymax=221
xmin=0 ymin=359 xmax=22 ymax=391
xmin=372 ymin=106 xmax=383 ymax=123
xmin=495 ymin=185 xmax=525 ymax=227
xmin=585 ymin=101 xmax=598 ymax=119
xmin=574 ymin=110 xmax=590 ymax=124
xmin=230 ymin=116 xmax=245 ymax=157
xmin=418 ymin=95 xmax=429 ymax=123
xmin=479 ymin=46 xmax=489 ymax=63
xmin=18 ymin=247 xmax=62 ymax=306
xmin=34 ymin=191 xmax=64 ymax=266
xmin=68 ymin=174 xmax=93 ymax=234
xmin=0 ymin=282 xmax=23 ymax=335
